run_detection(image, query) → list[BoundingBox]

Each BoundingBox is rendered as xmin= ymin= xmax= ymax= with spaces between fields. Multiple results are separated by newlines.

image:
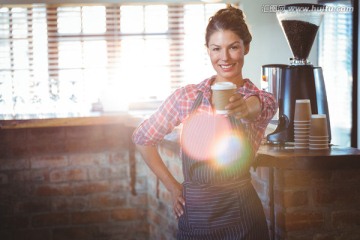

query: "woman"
xmin=132 ymin=5 xmax=277 ymax=240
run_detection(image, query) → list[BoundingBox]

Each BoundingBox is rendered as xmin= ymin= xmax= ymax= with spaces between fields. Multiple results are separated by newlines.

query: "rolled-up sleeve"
xmin=240 ymin=81 xmax=278 ymax=151
xmin=132 ymin=88 xmax=182 ymax=146
xmin=240 ymin=79 xmax=277 ymax=126
xmin=246 ymin=90 xmax=278 ymax=125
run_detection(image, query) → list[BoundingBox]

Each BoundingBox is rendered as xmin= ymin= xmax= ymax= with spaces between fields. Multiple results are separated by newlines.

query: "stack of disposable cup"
xmin=309 ymin=114 xmax=329 ymax=150
xmin=294 ymin=99 xmax=311 ymax=149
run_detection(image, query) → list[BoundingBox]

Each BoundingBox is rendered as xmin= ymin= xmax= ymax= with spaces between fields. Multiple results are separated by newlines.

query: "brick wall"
xmin=146 ymin=143 xmax=182 ymax=240
xmin=251 ymin=166 xmax=360 ymax=240
xmin=0 ymin=125 xmax=149 ymax=240
xmin=2 ymin=124 xmax=359 ymax=240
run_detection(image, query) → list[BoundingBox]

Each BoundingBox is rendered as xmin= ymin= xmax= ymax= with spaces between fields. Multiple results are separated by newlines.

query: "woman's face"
xmin=207 ymin=30 xmax=249 ymax=83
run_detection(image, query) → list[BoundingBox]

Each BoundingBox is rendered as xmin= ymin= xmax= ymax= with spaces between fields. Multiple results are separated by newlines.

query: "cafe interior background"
xmin=0 ymin=0 xmax=359 ymax=240
xmin=0 ymin=0 xmax=358 ymax=148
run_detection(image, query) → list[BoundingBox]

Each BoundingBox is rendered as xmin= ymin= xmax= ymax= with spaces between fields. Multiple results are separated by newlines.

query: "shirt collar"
xmin=196 ymin=75 xmax=216 ymax=97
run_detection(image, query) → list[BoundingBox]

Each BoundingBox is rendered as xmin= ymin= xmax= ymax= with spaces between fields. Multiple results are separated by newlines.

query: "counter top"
xmin=2 ymin=114 xmax=359 ymax=171
xmin=0 ymin=111 xmax=152 ymax=129
xmin=256 ymin=144 xmax=360 ymax=170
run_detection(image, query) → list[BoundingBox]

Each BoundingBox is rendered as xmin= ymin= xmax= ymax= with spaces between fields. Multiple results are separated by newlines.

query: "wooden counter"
xmin=256 ymin=144 xmax=360 ymax=170
xmin=0 ymin=111 xmax=151 ymax=129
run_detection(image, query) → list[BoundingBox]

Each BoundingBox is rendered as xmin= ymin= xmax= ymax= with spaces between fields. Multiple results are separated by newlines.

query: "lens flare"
xmin=213 ymin=133 xmax=243 ymax=166
xmin=181 ymin=112 xmax=232 ymax=161
xmin=181 ymin=112 xmax=251 ymax=170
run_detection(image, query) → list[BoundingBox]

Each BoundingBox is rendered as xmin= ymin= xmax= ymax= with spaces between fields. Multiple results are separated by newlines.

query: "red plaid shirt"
xmin=132 ymin=76 xmax=277 ymax=152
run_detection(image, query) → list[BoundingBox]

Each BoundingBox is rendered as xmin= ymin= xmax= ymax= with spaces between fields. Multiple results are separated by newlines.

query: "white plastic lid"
xmin=311 ymin=114 xmax=326 ymax=118
xmin=211 ymin=82 xmax=236 ymax=90
xmin=296 ymin=99 xmax=310 ymax=103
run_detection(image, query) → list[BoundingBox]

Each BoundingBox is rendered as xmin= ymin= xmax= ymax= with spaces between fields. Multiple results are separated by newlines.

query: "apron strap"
xmin=189 ymin=91 xmax=204 ymax=114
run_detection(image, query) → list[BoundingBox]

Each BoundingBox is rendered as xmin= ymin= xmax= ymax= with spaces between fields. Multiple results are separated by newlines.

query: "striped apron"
xmin=177 ymin=92 xmax=270 ymax=240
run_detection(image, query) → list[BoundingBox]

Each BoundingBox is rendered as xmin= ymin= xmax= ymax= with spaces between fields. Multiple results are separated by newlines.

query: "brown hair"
xmin=205 ymin=5 xmax=252 ymax=47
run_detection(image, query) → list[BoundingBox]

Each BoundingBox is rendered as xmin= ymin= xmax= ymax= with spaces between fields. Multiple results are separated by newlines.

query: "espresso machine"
xmin=265 ymin=3 xmax=331 ymax=143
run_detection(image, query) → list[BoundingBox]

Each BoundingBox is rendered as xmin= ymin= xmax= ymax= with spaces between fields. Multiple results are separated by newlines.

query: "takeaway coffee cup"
xmin=310 ymin=114 xmax=329 ymax=137
xmin=211 ymin=82 xmax=236 ymax=114
xmin=294 ymin=99 xmax=312 ymax=122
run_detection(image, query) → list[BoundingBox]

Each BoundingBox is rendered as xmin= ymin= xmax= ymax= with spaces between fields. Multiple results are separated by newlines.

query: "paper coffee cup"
xmin=310 ymin=114 xmax=329 ymax=137
xmin=211 ymin=82 xmax=236 ymax=114
xmin=294 ymin=99 xmax=312 ymax=122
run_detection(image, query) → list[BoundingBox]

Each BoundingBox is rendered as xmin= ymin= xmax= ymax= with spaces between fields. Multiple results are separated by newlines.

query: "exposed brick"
xmin=147 ymin=210 xmax=161 ymax=225
xmin=135 ymin=176 xmax=148 ymax=193
xmin=88 ymin=166 xmax=128 ymax=181
xmin=89 ymin=194 xmax=126 ymax=209
xmin=73 ymin=181 xmax=110 ymax=195
xmin=0 ymin=216 xmax=29 ymax=229
xmin=99 ymin=222 xmax=149 ymax=239
xmin=314 ymin=231 xmax=360 ymax=240
xmin=49 ymin=168 xmax=87 ymax=183
xmin=277 ymin=211 xmax=324 ymax=231
xmin=13 ymin=229 xmax=51 ymax=240
xmin=51 ymin=197 xmax=88 ymax=212
xmin=108 ymin=151 xmax=128 ymax=165
xmin=110 ymin=180 xmax=131 ymax=193
xmin=14 ymin=199 xmax=51 ymax=213
xmin=332 ymin=210 xmax=360 ymax=229
xmin=0 ymin=229 xmax=12 ymax=239
xmin=68 ymin=153 xmax=108 ymax=166
xmin=278 ymin=170 xmax=312 ymax=188
xmin=53 ymin=227 xmax=99 ymax=240
xmin=32 ymin=213 xmax=69 ymax=227
xmin=30 ymin=169 xmax=50 ymax=182
xmin=314 ymin=186 xmax=360 ymax=205
xmin=35 ymin=184 xmax=73 ymax=196
xmin=128 ymin=192 xmax=148 ymax=206
xmin=11 ymin=170 xmax=31 ymax=183
xmin=0 ymin=158 xmax=29 ymax=170
xmin=0 ymin=173 xmax=9 ymax=185
xmin=275 ymin=190 xmax=308 ymax=208
xmin=30 ymin=155 xmax=68 ymax=169
xmin=313 ymin=233 xmax=337 ymax=240
xmin=72 ymin=211 xmax=109 ymax=224
xmin=111 ymin=208 xmax=147 ymax=221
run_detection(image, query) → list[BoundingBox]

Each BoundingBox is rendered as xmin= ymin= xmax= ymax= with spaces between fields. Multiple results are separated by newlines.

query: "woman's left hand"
xmin=225 ymin=93 xmax=249 ymax=119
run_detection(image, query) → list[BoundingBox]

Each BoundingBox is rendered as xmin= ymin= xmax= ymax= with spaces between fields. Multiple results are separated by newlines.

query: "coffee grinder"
xmin=265 ymin=3 xmax=331 ymax=143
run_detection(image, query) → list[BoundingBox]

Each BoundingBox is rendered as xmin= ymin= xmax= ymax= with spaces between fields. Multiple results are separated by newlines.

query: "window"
xmin=0 ymin=3 xmax=225 ymax=119
xmin=318 ymin=0 xmax=354 ymax=146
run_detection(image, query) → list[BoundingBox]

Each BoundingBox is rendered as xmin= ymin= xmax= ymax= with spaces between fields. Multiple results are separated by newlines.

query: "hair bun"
xmin=205 ymin=5 xmax=252 ymax=47
xmin=215 ymin=5 xmax=246 ymax=22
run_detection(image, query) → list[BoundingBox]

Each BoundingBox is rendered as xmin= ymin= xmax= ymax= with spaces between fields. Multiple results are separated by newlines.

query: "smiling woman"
xmin=0 ymin=2 xmax=227 ymax=119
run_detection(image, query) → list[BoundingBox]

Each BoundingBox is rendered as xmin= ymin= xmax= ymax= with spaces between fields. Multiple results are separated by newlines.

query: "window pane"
xmin=11 ymin=8 xmax=28 ymax=37
xmin=0 ymin=3 xmax=228 ymax=119
xmin=83 ymin=6 xmax=106 ymax=34
xmin=120 ymin=6 xmax=144 ymax=33
xmin=318 ymin=1 xmax=353 ymax=146
xmin=145 ymin=5 xmax=168 ymax=32
xmin=58 ymin=7 xmax=81 ymax=34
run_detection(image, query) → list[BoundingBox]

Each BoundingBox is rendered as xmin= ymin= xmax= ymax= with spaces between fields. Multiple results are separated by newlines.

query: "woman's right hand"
xmin=135 ymin=145 xmax=186 ymax=219
xmin=171 ymin=182 xmax=185 ymax=219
